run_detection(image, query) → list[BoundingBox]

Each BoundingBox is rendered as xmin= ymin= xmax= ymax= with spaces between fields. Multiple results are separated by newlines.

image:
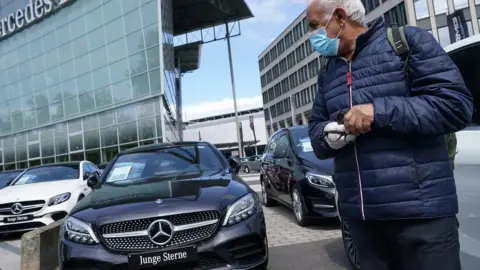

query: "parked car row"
xmin=0 ymin=141 xmax=268 ymax=270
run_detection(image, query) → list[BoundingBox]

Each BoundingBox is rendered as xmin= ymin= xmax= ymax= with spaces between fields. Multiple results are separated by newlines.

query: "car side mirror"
xmin=87 ymin=172 xmax=100 ymax=189
xmin=83 ymin=171 xmax=92 ymax=180
xmin=229 ymin=157 xmax=241 ymax=172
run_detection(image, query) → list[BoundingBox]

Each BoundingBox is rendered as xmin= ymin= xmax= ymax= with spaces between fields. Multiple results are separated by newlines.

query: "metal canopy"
xmin=173 ymin=0 xmax=253 ymax=36
xmin=174 ymin=41 xmax=202 ymax=73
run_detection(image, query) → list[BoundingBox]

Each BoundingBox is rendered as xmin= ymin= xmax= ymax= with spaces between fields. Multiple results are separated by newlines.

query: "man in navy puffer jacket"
xmin=307 ymin=0 xmax=473 ymax=269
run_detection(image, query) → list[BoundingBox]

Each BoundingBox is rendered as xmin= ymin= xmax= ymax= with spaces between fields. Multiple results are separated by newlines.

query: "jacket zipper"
xmin=346 ymin=61 xmax=366 ymax=220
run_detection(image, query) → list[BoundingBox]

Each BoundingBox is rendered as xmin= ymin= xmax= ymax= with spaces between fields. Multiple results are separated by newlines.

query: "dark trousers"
xmin=345 ymin=216 xmax=461 ymax=270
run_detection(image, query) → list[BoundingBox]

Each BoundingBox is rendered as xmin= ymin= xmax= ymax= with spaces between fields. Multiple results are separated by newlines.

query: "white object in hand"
xmin=323 ymin=122 xmax=356 ymax=150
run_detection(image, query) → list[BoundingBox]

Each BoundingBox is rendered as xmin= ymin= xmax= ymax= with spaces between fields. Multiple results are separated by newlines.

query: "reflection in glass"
xmin=414 ymin=0 xmax=429 ymax=20
xmin=101 ymin=127 xmax=118 ymax=146
xmin=42 ymin=140 xmax=55 ymax=157
xmin=29 ymin=144 xmax=40 ymax=159
xmin=433 ymin=0 xmax=447 ymax=14
xmin=103 ymin=146 xmax=119 ymax=162
xmin=69 ymin=134 xmax=84 ymax=151
xmin=55 ymin=137 xmax=68 ymax=155
xmin=118 ymin=122 xmax=138 ymax=144
xmin=16 ymin=145 xmax=27 ymax=161
xmin=86 ymin=150 xmax=101 ymax=165
xmin=84 ymin=130 xmax=100 ymax=150
xmin=138 ymin=118 xmax=155 ymax=140
xmin=42 ymin=157 xmax=55 ymax=165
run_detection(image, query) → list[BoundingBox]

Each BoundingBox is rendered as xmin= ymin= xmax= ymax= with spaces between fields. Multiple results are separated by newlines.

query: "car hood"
xmin=0 ymin=179 xmax=80 ymax=203
xmin=297 ymin=152 xmax=334 ymax=174
xmin=71 ymin=170 xmax=251 ymax=225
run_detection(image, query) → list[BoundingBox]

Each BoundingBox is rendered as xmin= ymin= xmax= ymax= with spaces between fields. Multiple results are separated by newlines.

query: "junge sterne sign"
xmin=0 ymin=0 xmax=71 ymax=39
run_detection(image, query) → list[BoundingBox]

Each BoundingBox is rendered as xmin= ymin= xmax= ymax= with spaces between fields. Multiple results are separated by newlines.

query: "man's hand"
xmin=323 ymin=122 xmax=356 ymax=150
xmin=344 ymin=104 xmax=374 ymax=135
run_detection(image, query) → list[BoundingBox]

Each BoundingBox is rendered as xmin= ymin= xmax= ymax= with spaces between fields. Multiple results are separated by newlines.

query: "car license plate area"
xmin=128 ymin=245 xmax=197 ymax=270
xmin=3 ymin=215 xmax=34 ymax=223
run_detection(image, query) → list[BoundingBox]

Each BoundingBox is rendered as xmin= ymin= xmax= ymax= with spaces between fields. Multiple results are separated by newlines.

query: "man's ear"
xmin=333 ymin=8 xmax=348 ymax=25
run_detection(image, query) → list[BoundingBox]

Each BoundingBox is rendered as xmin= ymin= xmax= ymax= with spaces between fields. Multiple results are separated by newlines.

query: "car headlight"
xmin=62 ymin=216 xmax=99 ymax=245
xmin=223 ymin=193 xmax=258 ymax=226
xmin=48 ymin=192 xmax=71 ymax=206
xmin=306 ymin=172 xmax=334 ymax=187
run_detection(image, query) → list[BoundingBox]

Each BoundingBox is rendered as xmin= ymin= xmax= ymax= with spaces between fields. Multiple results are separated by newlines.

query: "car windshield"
xmin=0 ymin=171 xmax=22 ymax=188
xmin=12 ymin=165 xmax=80 ymax=186
xmin=290 ymin=128 xmax=313 ymax=153
xmin=105 ymin=144 xmax=225 ymax=183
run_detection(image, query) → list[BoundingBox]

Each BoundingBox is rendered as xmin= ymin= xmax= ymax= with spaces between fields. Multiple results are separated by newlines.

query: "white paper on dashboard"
xmin=301 ymin=141 xmax=313 ymax=152
xmin=109 ymin=166 xmax=132 ymax=181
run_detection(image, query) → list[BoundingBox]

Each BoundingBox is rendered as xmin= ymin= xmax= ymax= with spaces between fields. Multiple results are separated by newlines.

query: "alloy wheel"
xmin=292 ymin=189 xmax=303 ymax=222
xmin=244 ymin=166 xmax=250 ymax=173
xmin=342 ymin=220 xmax=360 ymax=269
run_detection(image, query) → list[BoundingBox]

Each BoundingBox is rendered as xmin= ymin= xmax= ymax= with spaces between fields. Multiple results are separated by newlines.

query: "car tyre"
xmin=244 ymin=166 xmax=250 ymax=173
xmin=291 ymin=185 xmax=309 ymax=227
xmin=261 ymin=180 xmax=276 ymax=207
xmin=341 ymin=219 xmax=360 ymax=270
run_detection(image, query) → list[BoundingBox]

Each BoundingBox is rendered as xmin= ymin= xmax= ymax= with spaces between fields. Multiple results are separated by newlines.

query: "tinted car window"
xmin=265 ymin=133 xmax=280 ymax=155
xmin=290 ymin=128 xmax=313 ymax=153
xmin=105 ymin=144 xmax=225 ymax=183
xmin=12 ymin=165 xmax=80 ymax=186
xmin=0 ymin=171 xmax=22 ymax=188
xmin=273 ymin=134 xmax=289 ymax=158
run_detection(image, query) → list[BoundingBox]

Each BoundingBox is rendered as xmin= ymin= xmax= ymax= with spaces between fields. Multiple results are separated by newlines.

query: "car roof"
xmin=120 ymin=141 xmax=207 ymax=155
xmin=444 ymin=34 xmax=480 ymax=54
xmin=28 ymin=161 xmax=83 ymax=169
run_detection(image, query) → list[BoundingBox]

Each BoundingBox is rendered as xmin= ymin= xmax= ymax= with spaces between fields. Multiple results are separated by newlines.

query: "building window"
xmin=281 ymin=78 xmax=290 ymax=94
xmin=433 ymin=0 xmax=448 ymax=15
xmin=384 ymin=2 xmax=408 ymax=26
xmin=437 ymin=26 xmax=450 ymax=47
xmin=361 ymin=0 xmax=380 ymax=13
xmin=262 ymin=92 xmax=269 ymax=104
xmin=453 ymin=0 xmax=468 ymax=10
xmin=305 ymin=40 xmax=314 ymax=56
xmin=414 ymin=0 xmax=429 ymax=20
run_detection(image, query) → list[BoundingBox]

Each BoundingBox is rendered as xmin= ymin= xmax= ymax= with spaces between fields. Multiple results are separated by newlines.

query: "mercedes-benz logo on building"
xmin=11 ymin=203 xmax=23 ymax=215
xmin=147 ymin=219 xmax=174 ymax=246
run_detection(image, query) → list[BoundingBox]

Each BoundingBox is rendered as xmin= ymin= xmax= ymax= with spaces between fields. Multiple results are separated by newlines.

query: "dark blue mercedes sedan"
xmin=58 ymin=141 xmax=268 ymax=270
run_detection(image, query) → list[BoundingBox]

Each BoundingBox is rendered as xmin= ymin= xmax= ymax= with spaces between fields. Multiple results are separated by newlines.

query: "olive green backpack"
xmin=319 ymin=26 xmax=458 ymax=169
xmin=386 ymin=26 xmax=457 ymax=169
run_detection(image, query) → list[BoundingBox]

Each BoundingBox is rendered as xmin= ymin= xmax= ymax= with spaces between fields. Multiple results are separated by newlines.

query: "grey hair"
xmin=309 ymin=0 xmax=366 ymax=25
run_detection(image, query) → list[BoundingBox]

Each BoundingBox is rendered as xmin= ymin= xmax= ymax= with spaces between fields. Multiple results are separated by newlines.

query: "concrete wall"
xmin=21 ymin=220 xmax=63 ymax=270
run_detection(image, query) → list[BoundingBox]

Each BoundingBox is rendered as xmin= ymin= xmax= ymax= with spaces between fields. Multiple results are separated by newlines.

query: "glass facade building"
xmin=0 ymin=0 xmax=179 ymax=170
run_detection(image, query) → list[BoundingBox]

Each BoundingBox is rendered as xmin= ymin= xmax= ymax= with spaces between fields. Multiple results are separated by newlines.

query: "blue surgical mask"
xmin=309 ymin=14 xmax=343 ymax=56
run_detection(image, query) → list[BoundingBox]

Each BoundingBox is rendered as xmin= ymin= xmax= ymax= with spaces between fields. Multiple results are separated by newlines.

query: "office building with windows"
xmin=259 ymin=0 xmax=480 ymax=137
xmin=0 ymin=0 xmax=252 ymax=170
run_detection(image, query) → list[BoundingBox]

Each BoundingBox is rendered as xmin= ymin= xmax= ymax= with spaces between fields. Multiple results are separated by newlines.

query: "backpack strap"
xmin=387 ymin=26 xmax=457 ymax=167
xmin=386 ymin=26 xmax=413 ymax=78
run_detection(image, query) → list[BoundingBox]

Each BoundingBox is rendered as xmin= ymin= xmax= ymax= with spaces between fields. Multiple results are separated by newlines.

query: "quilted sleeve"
xmin=372 ymin=26 xmax=473 ymax=135
xmin=308 ymin=75 xmax=338 ymax=159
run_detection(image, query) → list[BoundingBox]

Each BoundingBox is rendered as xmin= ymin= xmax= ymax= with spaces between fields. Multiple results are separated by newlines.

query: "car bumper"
xmin=0 ymin=200 xmax=75 ymax=234
xmin=59 ymin=210 xmax=268 ymax=270
xmin=300 ymin=182 xmax=338 ymax=218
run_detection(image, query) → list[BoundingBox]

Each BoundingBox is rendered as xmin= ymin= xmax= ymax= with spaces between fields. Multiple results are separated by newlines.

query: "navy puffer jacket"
xmin=308 ymin=17 xmax=473 ymax=220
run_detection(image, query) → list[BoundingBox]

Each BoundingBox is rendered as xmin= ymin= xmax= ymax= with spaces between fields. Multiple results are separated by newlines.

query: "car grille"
xmin=100 ymin=211 xmax=220 ymax=252
xmin=0 ymin=200 xmax=45 ymax=216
